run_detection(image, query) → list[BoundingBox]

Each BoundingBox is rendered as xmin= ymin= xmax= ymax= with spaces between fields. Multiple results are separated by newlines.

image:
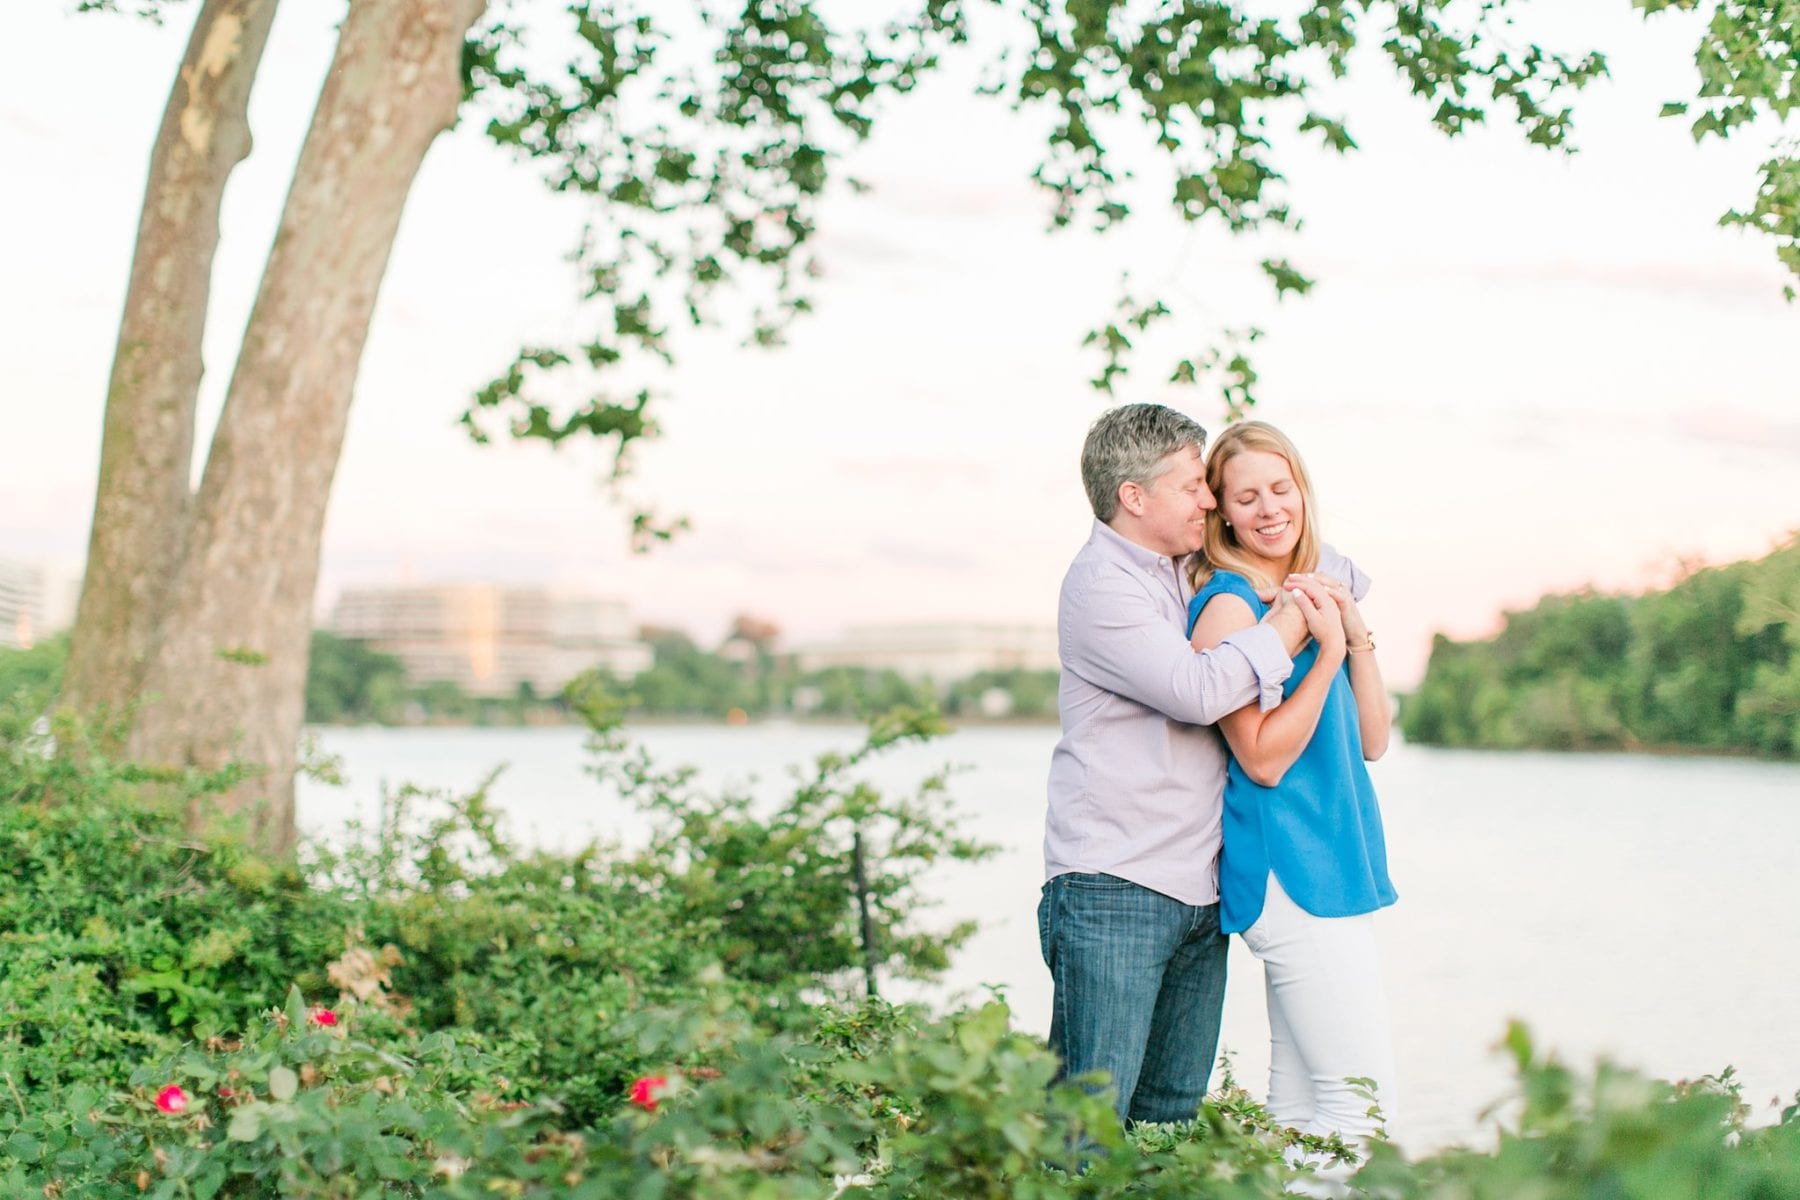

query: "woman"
xmin=1185 ymin=420 xmax=1398 ymax=1147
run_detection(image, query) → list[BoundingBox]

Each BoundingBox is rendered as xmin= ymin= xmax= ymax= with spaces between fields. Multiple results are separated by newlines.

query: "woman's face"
xmin=1219 ymin=449 xmax=1304 ymax=568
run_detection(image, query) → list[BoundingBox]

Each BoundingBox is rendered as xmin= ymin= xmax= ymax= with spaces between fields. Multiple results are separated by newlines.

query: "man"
xmin=1039 ymin=402 xmax=1359 ymax=1126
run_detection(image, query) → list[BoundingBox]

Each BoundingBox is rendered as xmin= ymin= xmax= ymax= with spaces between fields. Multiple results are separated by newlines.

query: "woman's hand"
xmin=1198 ymin=585 xmax=1343 ymax=788
xmin=1306 ymin=574 xmax=1371 ymax=648
xmin=1290 ymin=579 xmax=1346 ymax=662
xmin=1291 ymin=572 xmax=1390 ymax=759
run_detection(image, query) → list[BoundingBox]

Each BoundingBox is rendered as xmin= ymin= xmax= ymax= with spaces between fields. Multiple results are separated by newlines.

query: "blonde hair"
xmin=1189 ymin=420 xmax=1321 ymax=593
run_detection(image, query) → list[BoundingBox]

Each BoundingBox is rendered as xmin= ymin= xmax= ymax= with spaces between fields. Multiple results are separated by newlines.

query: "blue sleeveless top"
xmin=1186 ymin=570 xmax=1396 ymax=934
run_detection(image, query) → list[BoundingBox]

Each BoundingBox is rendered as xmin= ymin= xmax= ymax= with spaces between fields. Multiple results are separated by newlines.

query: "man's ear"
xmin=1116 ymin=480 xmax=1146 ymax=517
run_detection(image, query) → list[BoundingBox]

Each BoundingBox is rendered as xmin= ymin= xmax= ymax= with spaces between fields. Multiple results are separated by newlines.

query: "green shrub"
xmin=598 ymin=705 xmax=995 ymax=991
xmin=1356 ymin=1025 xmax=1800 ymax=1200
xmin=0 ymin=698 xmax=990 ymax=1123
xmin=0 ymin=710 xmax=348 ymax=1095
xmin=7 ymin=699 xmax=1800 ymax=1197
xmin=63 ymin=989 xmax=517 ymax=1199
xmin=0 ymin=634 xmax=65 ymax=712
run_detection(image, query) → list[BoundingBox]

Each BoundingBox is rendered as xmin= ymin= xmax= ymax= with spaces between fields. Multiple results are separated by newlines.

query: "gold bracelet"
xmin=1347 ymin=632 xmax=1376 ymax=653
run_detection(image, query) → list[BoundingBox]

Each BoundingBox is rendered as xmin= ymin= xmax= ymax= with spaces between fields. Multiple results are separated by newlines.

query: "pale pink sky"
xmin=4 ymin=2 xmax=1797 ymax=685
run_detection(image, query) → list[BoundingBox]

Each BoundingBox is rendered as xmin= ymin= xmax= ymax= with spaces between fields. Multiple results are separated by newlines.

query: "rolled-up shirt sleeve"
xmin=1232 ymin=621 xmax=1295 ymax=712
xmin=1063 ymin=567 xmax=1294 ymax=725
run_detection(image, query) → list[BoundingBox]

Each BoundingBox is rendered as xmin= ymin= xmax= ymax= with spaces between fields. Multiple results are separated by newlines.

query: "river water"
xmin=297 ymin=723 xmax=1800 ymax=1152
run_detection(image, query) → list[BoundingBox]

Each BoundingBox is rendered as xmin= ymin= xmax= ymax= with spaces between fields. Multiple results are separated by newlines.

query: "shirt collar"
xmin=1091 ymin=519 xmax=1179 ymax=573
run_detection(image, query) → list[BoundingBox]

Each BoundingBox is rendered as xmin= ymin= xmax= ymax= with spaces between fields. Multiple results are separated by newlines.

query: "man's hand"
xmin=1254 ymin=572 xmax=1346 ymax=605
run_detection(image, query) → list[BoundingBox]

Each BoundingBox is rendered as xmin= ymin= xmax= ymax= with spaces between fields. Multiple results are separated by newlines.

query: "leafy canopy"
xmin=81 ymin=1 xmax=1794 ymax=477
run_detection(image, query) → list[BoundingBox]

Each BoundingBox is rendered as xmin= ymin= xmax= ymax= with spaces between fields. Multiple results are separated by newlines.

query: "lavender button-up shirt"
xmin=1043 ymin=520 xmax=1367 ymax=906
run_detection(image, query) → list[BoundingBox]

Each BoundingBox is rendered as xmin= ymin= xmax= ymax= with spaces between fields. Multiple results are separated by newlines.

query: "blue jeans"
xmin=1037 ymin=872 xmax=1229 ymax=1125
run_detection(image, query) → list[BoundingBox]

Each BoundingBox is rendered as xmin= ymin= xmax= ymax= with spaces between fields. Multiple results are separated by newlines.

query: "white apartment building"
xmin=794 ymin=622 xmax=1058 ymax=683
xmin=329 ymin=585 xmax=651 ymax=698
xmin=549 ymin=596 xmax=653 ymax=686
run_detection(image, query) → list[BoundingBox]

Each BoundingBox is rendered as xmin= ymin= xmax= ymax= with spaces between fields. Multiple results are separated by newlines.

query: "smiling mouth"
xmin=1254 ymin=520 xmax=1291 ymax=538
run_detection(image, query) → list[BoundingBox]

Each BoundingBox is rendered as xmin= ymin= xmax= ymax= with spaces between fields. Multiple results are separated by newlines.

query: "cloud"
xmin=1470 ymin=258 xmax=1790 ymax=302
xmin=863 ymin=538 xmax=983 ymax=573
xmin=810 ymin=229 xmax=912 ymax=266
xmin=1321 ymin=253 xmax=1790 ymax=302
xmin=1673 ymin=409 xmax=1800 ymax=456
xmin=0 ymin=106 xmax=58 ymax=143
xmin=831 ymin=457 xmax=993 ymax=486
xmin=631 ymin=524 xmax=846 ymax=575
xmin=692 ymin=536 xmax=981 ymax=578
xmin=859 ymin=174 xmax=1037 ymax=222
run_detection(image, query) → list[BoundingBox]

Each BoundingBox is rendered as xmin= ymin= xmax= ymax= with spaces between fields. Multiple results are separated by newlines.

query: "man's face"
xmin=1133 ymin=444 xmax=1215 ymax=557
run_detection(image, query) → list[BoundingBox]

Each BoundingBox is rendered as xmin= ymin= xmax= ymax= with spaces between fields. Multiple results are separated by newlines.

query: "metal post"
xmin=851 ymin=827 xmax=879 ymax=997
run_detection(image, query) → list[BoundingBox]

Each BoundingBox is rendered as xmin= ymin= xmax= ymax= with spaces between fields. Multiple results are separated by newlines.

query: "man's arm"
xmin=1062 ymin=567 xmax=1294 ymax=724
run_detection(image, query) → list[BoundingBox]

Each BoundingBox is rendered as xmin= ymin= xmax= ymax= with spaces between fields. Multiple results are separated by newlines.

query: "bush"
xmin=6 ymin=699 xmax=1800 ymax=1196
xmin=597 ymin=705 xmax=995 ymax=991
xmin=0 ymin=696 xmax=991 ymax=1125
xmin=0 ymin=634 xmax=65 ymax=711
xmin=0 ymin=710 xmax=348 ymax=1096
xmin=1355 ymin=1025 xmax=1800 ymax=1200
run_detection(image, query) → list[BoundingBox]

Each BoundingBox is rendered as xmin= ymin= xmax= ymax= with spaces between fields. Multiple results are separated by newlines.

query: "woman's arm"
xmin=1345 ymin=643 xmax=1390 ymax=760
xmin=1313 ymin=576 xmax=1391 ymax=760
xmin=1191 ymin=585 xmax=1347 ymax=787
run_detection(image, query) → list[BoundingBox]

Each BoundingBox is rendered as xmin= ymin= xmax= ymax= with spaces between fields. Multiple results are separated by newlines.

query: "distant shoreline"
xmin=1396 ymin=738 xmax=1794 ymax=763
xmin=303 ymin=720 xmax=1799 ymax=764
xmin=306 ymin=714 xmax=1064 ymax=731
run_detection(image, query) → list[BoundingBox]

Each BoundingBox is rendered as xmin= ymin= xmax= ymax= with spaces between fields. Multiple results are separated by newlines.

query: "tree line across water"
xmin=305 ymin=627 xmax=1061 ymax=725
xmin=0 ymin=630 xmax=1061 ymax=727
xmin=14 ymin=533 xmax=1800 ymax=752
xmin=1401 ymin=536 xmax=1800 ymax=758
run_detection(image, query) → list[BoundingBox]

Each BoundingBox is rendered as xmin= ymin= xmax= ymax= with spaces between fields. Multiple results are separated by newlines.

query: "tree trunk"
xmin=128 ymin=0 xmax=488 ymax=855
xmin=62 ymin=0 xmax=280 ymax=728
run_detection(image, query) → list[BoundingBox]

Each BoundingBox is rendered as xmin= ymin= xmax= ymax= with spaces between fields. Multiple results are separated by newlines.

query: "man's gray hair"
xmin=1080 ymin=403 xmax=1208 ymax=522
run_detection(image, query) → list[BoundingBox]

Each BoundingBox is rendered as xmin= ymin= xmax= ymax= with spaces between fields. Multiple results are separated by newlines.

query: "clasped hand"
xmin=1260 ymin=574 xmax=1368 ymax=659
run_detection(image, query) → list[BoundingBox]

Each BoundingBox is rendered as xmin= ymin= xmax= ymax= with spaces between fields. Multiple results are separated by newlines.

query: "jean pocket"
xmin=1058 ymin=871 xmax=1136 ymax=892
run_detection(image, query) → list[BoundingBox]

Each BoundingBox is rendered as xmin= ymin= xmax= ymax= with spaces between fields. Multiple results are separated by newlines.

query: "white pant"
xmin=1242 ymin=873 xmax=1397 ymax=1142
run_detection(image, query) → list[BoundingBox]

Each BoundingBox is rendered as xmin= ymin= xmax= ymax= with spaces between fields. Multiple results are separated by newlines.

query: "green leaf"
xmin=227 ymin=1108 xmax=263 ymax=1142
xmin=1259 ymin=257 xmax=1315 ymax=298
xmin=1000 ymin=1118 xmax=1037 ymax=1156
xmin=284 ymin=985 xmax=308 ymax=1029
xmin=1502 ymin=1020 xmax=1534 ymax=1070
xmin=268 ymin=1066 xmax=298 ymax=1102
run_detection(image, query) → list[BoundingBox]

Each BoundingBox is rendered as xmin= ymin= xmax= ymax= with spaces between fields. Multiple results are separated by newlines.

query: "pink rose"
xmin=628 ymin=1074 xmax=668 ymax=1112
